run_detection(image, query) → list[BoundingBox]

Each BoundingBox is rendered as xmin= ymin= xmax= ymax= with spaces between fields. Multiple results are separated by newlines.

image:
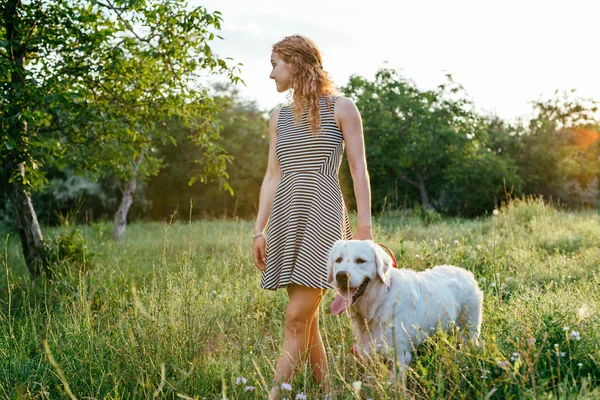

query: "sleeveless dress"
xmin=260 ymin=95 xmax=353 ymax=290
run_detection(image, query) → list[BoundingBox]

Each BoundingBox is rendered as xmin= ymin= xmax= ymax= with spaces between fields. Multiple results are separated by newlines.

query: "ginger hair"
xmin=272 ymin=34 xmax=338 ymax=136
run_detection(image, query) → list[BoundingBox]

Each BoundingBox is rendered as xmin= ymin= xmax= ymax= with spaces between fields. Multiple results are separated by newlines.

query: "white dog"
xmin=328 ymin=239 xmax=483 ymax=373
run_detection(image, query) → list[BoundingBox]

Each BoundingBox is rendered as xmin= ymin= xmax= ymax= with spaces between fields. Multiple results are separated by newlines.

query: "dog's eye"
xmin=355 ymin=258 xmax=366 ymax=264
xmin=335 ymin=257 xmax=343 ymax=263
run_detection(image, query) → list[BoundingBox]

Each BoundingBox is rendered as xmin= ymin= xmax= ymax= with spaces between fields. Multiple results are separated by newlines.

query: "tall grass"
xmin=0 ymin=198 xmax=599 ymax=398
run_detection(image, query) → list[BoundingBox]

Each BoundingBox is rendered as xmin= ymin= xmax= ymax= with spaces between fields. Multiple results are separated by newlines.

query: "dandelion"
xmin=235 ymin=377 xmax=247 ymax=385
xmin=569 ymin=330 xmax=581 ymax=341
xmin=281 ymin=382 xmax=292 ymax=391
xmin=490 ymin=282 xmax=496 ymax=288
xmin=244 ymin=386 xmax=256 ymax=392
xmin=295 ymin=393 xmax=307 ymax=400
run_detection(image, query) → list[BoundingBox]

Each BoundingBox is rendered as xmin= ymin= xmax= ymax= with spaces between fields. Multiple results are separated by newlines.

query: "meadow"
xmin=1 ymin=198 xmax=599 ymax=399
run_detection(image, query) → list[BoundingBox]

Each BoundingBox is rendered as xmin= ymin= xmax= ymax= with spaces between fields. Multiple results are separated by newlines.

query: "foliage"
xmin=342 ymin=68 xmax=522 ymax=215
xmin=508 ymin=91 xmax=600 ymax=208
xmin=0 ymin=0 xmax=241 ymax=203
xmin=147 ymin=83 xmax=270 ymax=220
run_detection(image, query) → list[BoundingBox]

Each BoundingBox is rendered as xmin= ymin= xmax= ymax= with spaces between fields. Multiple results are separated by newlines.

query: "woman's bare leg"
xmin=306 ymin=308 xmax=331 ymax=392
xmin=269 ymin=284 xmax=326 ymax=400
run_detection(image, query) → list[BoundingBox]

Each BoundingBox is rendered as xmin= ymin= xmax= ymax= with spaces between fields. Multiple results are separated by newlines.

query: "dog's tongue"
xmin=331 ymin=293 xmax=352 ymax=316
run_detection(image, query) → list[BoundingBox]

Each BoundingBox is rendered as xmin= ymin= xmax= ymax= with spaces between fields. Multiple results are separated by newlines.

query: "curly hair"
xmin=272 ymin=34 xmax=338 ymax=136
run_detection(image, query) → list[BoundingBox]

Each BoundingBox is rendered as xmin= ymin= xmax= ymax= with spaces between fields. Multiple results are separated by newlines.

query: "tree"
xmin=147 ymin=83 xmax=270 ymax=220
xmin=0 ymin=0 xmax=240 ymax=275
xmin=343 ymin=69 xmax=486 ymax=212
xmin=507 ymin=91 xmax=599 ymax=207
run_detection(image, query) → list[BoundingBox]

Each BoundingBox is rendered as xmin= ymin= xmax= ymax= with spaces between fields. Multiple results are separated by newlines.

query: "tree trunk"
xmin=416 ymin=172 xmax=430 ymax=211
xmin=3 ymin=1 xmax=47 ymax=276
xmin=5 ymin=163 xmax=47 ymax=276
xmin=113 ymin=151 xmax=144 ymax=242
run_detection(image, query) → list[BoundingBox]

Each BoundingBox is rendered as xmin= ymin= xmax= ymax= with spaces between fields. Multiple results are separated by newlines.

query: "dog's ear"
xmin=327 ymin=240 xmax=343 ymax=284
xmin=373 ymin=243 xmax=392 ymax=286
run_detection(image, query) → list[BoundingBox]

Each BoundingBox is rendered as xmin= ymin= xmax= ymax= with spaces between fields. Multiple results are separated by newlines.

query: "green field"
xmin=1 ymin=198 xmax=600 ymax=399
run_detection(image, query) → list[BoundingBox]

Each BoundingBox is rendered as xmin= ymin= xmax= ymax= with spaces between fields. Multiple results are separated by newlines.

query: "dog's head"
xmin=328 ymin=239 xmax=393 ymax=315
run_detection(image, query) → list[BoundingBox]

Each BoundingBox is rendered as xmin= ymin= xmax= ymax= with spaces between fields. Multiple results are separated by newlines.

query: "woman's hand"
xmin=353 ymin=225 xmax=373 ymax=241
xmin=252 ymin=236 xmax=267 ymax=271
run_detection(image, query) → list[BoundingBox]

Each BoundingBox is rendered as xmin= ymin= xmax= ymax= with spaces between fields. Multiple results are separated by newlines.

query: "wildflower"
xmin=352 ymin=381 xmax=362 ymax=393
xmin=556 ymin=352 xmax=566 ymax=357
xmin=563 ymin=326 xmax=569 ymax=331
xmin=280 ymin=382 xmax=292 ymax=391
xmin=244 ymin=386 xmax=256 ymax=392
xmin=235 ymin=377 xmax=247 ymax=385
xmin=528 ymin=338 xmax=536 ymax=345
xmin=454 ymin=240 xmax=460 ymax=245
xmin=295 ymin=393 xmax=307 ymax=400
xmin=569 ymin=330 xmax=581 ymax=341
xmin=496 ymin=360 xmax=510 ymax=367
xmin=554 ymin=343 xmax=559 ymax=348
xmin=578 ymin=363 xmax=583 ymax=367
xmin=510 ymin=352 xmax=520 ymax=361
xmin=490 ymin=282 xmax=496 ymax=288
xmin=493 ymin=209 xmax=499 ymax=216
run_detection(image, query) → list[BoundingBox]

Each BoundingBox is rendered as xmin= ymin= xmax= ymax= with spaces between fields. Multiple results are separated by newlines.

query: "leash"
xmin=376 ymin=243 xmax=397 ymax=269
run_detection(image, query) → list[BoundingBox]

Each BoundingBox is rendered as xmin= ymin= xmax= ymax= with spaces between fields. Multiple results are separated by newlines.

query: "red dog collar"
xmin=376 ymin=243 xmax=397 ymax=269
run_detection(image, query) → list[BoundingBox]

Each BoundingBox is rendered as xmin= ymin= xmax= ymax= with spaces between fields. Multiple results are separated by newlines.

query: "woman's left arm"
xmin=335 ymin=97 xmax=373 ymax=241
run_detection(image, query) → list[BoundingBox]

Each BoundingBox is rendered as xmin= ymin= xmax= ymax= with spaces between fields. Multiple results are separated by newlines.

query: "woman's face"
xmin=270 ymin=51 xmax=291 ymax=93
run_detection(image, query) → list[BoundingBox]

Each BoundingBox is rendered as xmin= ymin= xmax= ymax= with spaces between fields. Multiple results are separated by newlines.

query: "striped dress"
xmin=260 ymin=95 xmax=353 ymax=290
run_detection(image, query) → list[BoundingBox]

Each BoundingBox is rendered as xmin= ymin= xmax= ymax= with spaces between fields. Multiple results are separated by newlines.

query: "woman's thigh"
xmin=285 ymin=283 xmax=326 ymax=322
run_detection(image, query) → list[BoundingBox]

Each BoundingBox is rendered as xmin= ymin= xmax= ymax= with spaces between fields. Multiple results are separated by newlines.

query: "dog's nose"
xmin=336 ymin=271 xmax=350 ymax=285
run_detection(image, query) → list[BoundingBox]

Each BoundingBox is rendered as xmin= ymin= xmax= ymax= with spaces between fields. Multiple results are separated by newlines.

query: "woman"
xmin=252 ymin=34 xmax=372 ymax=399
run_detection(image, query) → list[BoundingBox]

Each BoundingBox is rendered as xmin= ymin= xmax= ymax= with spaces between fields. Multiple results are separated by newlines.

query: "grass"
xmin=1 ymin=198 xmax=599 ymax=399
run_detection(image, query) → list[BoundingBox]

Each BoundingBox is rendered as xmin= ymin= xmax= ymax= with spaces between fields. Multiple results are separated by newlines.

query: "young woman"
xmin=251 ymin=34 xmax=373 ymax=399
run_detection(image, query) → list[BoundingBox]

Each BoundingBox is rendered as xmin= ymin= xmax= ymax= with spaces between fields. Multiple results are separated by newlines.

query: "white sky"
xmin=192 ymin=0 xmax=599 ymax=122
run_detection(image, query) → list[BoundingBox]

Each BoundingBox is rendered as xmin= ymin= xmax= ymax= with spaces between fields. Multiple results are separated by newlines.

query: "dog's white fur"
xmin=328 ymin=239 xmax=483 ymax=372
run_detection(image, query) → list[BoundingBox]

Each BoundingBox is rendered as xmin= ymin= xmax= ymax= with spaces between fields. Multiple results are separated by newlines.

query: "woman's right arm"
xmin=252 ymin=107 xmax=281 ymax=270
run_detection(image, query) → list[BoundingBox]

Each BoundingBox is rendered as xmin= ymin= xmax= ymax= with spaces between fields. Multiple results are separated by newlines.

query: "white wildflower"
xmin=569 ymin=330 xmax=581 ymax=341
xmin=244 ymin=386 xmax=255 ymax=392
xmin=563 ymin=326 xmax=570 ymax=331
xmin=280 ymin=382 xmax=292 ymax=391
xmin=352 ymin=381 xmax=362 ymax=393
xmin=578 ymin=363 xmax=583 ymax=367
xmin=235 ymin=377 xmax=247 ymax=385
xmin=554 ymin=343 xmax=559 ymax=348
xmin=295 ymin=393 xmax=307 ymax=400
xmin=493 ymin=209 xmax=499 ymax=216
xmin=454 ymin=240 xmax=460 ymax=245
xmin=490 ymin=282 xmax=496 ymax=288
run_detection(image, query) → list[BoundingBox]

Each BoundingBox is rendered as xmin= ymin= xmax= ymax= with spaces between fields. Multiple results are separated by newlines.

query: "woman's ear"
xmin=327 ymin=240 xmax=343 ymax=284
xmin=373 ymin=243 xmax=392 ymax=286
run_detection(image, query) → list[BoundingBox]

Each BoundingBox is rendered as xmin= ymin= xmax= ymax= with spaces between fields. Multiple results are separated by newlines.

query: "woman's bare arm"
xmin=335 ymin=97 xmax=373 ymax=239
xmin=252 ymin=108 xmax=281 ymax=271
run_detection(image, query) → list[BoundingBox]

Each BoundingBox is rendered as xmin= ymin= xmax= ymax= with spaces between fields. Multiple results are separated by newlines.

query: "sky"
xmin=191 ymin=0 xmax=599 ymax=122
